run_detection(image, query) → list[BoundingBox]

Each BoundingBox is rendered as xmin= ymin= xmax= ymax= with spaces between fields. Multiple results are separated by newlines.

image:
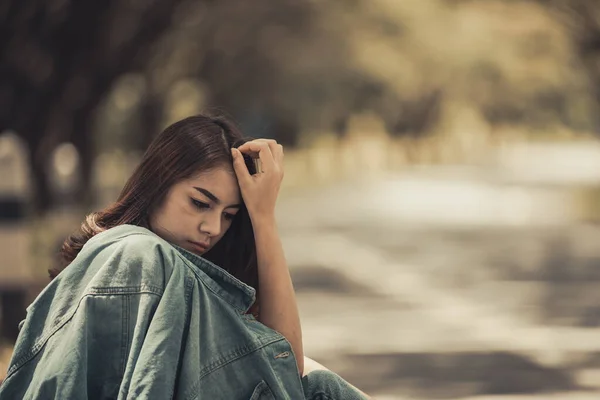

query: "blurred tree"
xmin=0 ymin=0 xmax=319 ymax=213
xmin=450 ymin=0 xmax=600 ymax=132
xmin=137 ymin=0 xmax=316 ymax=145
xmin=0 ymin=0 xmax=186 ymax=213
xmin=554 ymin=0 xmax=600 ymax=129
xmin=3 ymin=0 xmax=600 ymax=216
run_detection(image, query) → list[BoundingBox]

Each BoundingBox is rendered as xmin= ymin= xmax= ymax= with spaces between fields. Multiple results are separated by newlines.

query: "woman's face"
xmin=149 ymin=166 xmax=242 ymax=256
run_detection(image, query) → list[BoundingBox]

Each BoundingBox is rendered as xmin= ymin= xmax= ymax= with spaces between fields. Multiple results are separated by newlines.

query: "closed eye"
xmin=224 ymin=213 xmax=235 ymax=221
xmin=193 ymin=198 xmax=236 ymax=221
xmin=191 ymin=198 xmax=210 ymax=209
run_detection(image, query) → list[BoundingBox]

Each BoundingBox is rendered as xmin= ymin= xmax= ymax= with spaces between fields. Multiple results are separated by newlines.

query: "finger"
xmin=237 ymin=139 xmax=281 ymax=173
xmin=249 ymin=139 xmax=283 ymax=169
xmin=272 ymin=143 xmax=284 ymax=165
xmin=255 ymin=139 xmax=280 ymax=154
xmin=263 ymin=141 xmax=283 ymax=170
xmin=230 ymin=148 xmax=252 ymax=185
xmin=255 ymin=138 xmax=277 ymax=144
xmin=235 ymin=144 xmax=259 ymax=159
xmin=236 ymin=139 xmax=277 ymax=157
xmin=236 ymin=141 xmax=276 ymax=172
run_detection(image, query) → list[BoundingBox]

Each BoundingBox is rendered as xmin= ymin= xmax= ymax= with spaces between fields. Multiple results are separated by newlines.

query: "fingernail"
xmin=231 ymin=148 xmax=237 ymax=157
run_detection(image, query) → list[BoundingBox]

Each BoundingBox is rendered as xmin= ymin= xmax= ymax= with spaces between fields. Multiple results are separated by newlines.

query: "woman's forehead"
xmin=188 ymin=166 xmax=235 ymax=183
xmin=184 ymin=168 xmax=240 ymax=200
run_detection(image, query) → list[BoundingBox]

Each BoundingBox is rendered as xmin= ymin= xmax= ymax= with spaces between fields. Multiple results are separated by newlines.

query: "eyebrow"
xmin=193 ymin=187 xmax=241 ymax=209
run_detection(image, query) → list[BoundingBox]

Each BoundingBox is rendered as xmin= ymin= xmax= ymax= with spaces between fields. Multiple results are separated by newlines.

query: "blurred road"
xmin=3 ymin=162 xmax=600 ymax=399
xmin=278 ymin=172 xmax=600 ymax=399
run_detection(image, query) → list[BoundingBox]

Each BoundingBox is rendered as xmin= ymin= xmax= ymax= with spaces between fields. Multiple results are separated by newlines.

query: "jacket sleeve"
xmin=0 ymin=290 xmax=163 ymax=400
xmin=0 ymin=235 xmax=192 ymax=400
xmin=118 ymin=267 xmax=193 ymax=399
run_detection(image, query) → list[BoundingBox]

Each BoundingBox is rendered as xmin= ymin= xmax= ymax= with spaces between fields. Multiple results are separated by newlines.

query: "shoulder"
xmin=89 ymin=224 xmax=163 ymax=246
xmin=73 ymin=224 xmax=185 ymax=291
xmin=85 ymin=225 xmax=177 ymax=264
xmin=86 ymin=224 xmax=172 ymax=255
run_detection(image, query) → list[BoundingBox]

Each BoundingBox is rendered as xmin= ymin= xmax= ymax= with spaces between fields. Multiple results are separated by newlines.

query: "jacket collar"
xmin=93 ymin=225 xmax=256 ymax=313
xmin=173 ymin=243 xmax=256 ymax=313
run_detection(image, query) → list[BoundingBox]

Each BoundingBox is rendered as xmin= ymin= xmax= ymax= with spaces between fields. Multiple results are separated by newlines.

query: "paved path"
xmin=2 ymin=167 xmax=600 ymax=398
xmin=278 ymin=175 xmax=600 ymax=399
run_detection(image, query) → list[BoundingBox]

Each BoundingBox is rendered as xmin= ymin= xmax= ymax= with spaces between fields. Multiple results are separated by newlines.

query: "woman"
xmin=0 ymin=114 xmax=370 ymax=399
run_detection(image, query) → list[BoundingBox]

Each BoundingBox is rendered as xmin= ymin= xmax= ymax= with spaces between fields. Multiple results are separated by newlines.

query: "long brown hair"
xmin=53 ymin=114 xmax=259 ymax=290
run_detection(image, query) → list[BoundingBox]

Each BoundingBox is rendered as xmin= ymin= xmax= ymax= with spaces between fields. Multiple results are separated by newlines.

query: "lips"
xmin=188 ymin=240 xmax=209 ymax=253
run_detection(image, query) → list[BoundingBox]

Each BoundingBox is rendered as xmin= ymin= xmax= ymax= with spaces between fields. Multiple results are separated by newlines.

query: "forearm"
xmin=252 ymin=215 xmax=304 ymax=374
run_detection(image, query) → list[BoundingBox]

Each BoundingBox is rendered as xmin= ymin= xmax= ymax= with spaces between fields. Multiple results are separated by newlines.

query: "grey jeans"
xmin=302 ymin=370 xmax=369 ymax=400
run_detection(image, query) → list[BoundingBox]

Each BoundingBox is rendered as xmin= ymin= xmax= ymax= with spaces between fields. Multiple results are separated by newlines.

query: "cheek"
xmin=172 ymin=195 xmax=194 ymax=216
xmin=153 ymin=199 xmax=192 ymax=236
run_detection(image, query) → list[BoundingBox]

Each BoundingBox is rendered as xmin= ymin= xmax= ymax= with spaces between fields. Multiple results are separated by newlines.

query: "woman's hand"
xmin=231 ymin=139 xmax=284 ymax=222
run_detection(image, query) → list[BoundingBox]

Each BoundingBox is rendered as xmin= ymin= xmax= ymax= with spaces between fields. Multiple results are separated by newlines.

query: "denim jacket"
xmin=0 ymin=225 xmax=305 ymax=399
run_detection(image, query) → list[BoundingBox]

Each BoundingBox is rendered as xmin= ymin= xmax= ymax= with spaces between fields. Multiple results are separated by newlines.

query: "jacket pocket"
xmin=249 ymin=380 xmax=275 ymax=400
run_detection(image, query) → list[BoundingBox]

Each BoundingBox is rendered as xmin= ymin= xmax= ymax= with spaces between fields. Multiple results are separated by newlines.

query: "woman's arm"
xmin=232 ymin=140 xmax=304 ymax=375
xmin=252 ymin=215 xmax=304 ymax=374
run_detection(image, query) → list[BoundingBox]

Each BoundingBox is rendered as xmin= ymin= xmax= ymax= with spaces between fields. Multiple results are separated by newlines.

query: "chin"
xmin=188 ymin=247 xmax=205 ymax=257
xmin=189 ymin=244 xmax=210 ymax=257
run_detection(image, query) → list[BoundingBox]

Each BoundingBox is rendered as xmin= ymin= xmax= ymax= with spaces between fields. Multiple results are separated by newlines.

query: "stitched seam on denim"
xmin=167 ymin=277 xmax=195 ymax=400
xmin=110 ymin=230 xmax=258 ymax=305
xmin=176 ymin=252 xmax=246 ymax=309
xmin=311 ymin=392 xmax=333 ymax=400
xmin=106 ymin=234 xmax=253 ymax=311
xmin=238 ymin=311 xmax=292 ymax=351
xmin=252 ymin=382 xmax=273 ymax=399
xmin=88 ymin=285 xmax=164 ymax=296
xmin=174 ymin=245 xmax=253 ymax=294
xmin=6 ymin=291 xmax=161 ymax=378
xmin=120 ymin=295 xmax=130 ymax=376
xmin=264 ymin=386 xmax=274 ymax=399
xmin=176 ymin=253 xmax=248 ymax=312
xmin=185 ymin=336 xmax=287 ymax=400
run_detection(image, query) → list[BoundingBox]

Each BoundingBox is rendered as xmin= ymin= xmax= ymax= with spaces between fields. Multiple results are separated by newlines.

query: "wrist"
xmin=249 ymin=212 xmax=277 ymax=228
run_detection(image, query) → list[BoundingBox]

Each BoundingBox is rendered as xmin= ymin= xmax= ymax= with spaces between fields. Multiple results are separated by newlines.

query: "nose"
xmin=199 ymin=212 xmax=222 ymax=238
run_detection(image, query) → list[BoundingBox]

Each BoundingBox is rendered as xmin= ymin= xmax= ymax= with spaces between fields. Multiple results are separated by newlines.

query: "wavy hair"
xmin=53 ymin=114 xmax=259 ymax=292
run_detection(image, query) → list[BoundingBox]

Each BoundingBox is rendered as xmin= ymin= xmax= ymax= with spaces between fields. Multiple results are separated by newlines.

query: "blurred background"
xmin=2 ymin=0 xmax=600 ymax=398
